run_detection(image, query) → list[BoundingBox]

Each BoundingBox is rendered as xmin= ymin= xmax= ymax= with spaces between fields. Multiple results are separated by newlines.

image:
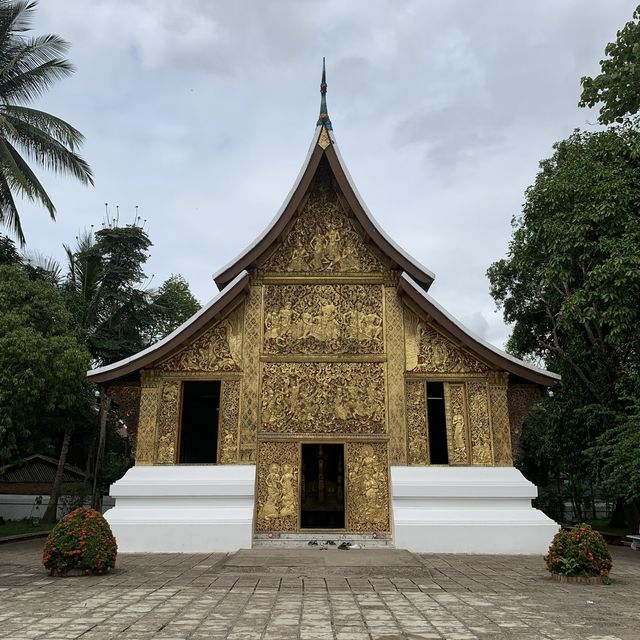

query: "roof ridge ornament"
xmin=317 ymin=57 xmax=332 ymax=131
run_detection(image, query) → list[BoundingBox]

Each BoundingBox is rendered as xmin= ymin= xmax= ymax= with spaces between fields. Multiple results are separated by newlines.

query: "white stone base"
xmin=104 ymin=465 xmax=256 ymax=553
xmin=390 ymin=466 xmax=558 ymax=554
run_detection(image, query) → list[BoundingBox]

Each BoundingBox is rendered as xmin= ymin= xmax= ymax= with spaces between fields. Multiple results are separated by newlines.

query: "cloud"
xmin=11 ymin=0 xmax=637 ymax=354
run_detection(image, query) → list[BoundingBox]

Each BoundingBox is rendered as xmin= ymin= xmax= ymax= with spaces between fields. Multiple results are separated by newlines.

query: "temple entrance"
xmin=301 ymin=443 xmax=345 ymax=529
xmin=179 ymin=381 xmax=220 ymax=463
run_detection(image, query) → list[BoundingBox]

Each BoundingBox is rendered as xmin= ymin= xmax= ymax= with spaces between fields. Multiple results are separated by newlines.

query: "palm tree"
xmin=0 ymin=0 xmax=93 ymax=245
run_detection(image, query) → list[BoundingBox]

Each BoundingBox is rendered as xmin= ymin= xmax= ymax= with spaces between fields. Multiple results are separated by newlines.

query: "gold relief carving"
xmin=444 ymin=383 xmax=469 ymax=464
xmin=255 ymin=441 xmax=298 ymax=532
xmin=467 ymin=380 xmax=493 ymax=465
xmin=261 ymin=167 xmax=386 ymax=274
xmin=158 ymin=311 xmax=242 ymax=372
xmin=239 ymin=288 xmax=261 ymax=463
xmin=156 ymin=381 xmax=180 ymax=464
xmin=346 ymin=442 xmax=390 ymax=532
xmin=405 ymin=310 xmax=488 ymax=374
xmin=489 ymin=377 xmax=513 ymax=466
xmin=218 ymin=380 xmax=241 ymax=464
xmin=384 ymin=287 xmax=407 ymax=464
xmin=135 ymin=372 xmax=160 ymax=465
xmin=318 ymin=126 xmax=331 ymax=149
xmin=406 ymin=380 xmax=428 ymax=465
xmin=263 ymin=284 xmax=383 ymax=354
xmin=261 ymin=362 xmax=386 ymax=434
xmin=508 ymin=384 xmax=541 ymax=461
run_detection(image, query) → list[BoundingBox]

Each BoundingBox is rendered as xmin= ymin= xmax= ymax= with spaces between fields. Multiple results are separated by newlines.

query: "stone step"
xmin=252 ymin=532 xmax=393 ymax=548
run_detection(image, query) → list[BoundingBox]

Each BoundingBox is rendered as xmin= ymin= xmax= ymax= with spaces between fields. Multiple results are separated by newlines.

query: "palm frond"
xmin=0 ymin=136 xmax=55 ymax=215
xmin=22 ymin=247 xmax=62 ymax=280
xmin=0 ymin=1 xmax=38 ymax=34
xmin=1 ymin=105 xmax=84 ymax=150
xmin=0 ymin=56 xmax=73 ymax=104
xmin=2 ymin=114 xmax=93 ymax=184
xmin=0 ymin=169 xmax=23 ymax=243
xmin=0 ymin=0 xmax=92 ymax=243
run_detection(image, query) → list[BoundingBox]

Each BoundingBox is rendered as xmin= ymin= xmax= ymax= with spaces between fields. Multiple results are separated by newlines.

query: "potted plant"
xmin=545 ymin=523 xmax=612 ymax=584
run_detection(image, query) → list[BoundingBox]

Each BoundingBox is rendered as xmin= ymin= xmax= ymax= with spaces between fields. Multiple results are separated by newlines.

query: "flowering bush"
xmin=42 ymin=507 xmax=117 ymax=576
xmin=544 ymin=523 xmax=612 ymax=578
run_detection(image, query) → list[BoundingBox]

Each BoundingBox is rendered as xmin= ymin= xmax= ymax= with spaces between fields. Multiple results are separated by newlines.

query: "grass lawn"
xmin=0 ymin=519 xmax=54 ymax=538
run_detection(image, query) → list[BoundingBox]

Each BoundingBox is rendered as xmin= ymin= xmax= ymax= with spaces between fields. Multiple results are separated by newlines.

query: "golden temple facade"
xmin=90 ymin=68 xmax=556 ymax=539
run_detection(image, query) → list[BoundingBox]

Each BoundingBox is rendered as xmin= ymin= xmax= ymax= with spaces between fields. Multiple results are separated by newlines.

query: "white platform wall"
xmin=104 ymin=465 xmax=256 ymax=553
xmin=390 ymin=466 xmax=558 ymax=554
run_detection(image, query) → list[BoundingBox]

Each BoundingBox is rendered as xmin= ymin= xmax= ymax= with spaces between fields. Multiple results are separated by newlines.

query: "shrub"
xmin=544 ymin=523 xmax=612 ymax=578
xmin=42 ymin=507 xmax=117 ymax=576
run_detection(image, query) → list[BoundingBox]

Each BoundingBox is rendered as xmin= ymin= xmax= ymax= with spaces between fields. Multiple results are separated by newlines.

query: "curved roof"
xmin=87 ymin=271 xmax=250 ymax=384
xmin=87 ymin=66 xmax=559 ymax=388
xmin=213 ymin=124 xmax=436 ymax=291
xmin=398 ymin=272 xmax=560 ymax=386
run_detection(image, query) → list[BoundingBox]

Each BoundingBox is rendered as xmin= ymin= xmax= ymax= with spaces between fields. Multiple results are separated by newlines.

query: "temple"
xmin=90 ymin=62 xmax=559 ymax=553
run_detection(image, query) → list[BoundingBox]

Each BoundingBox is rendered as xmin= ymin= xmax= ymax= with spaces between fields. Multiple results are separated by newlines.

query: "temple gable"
xmin=260 ymin=161 xmax=388 ymax=276
xmin=404 ymin=309 xmax=490 ymax=374
xmin=157 ymin=307 xmax=243 ymax=373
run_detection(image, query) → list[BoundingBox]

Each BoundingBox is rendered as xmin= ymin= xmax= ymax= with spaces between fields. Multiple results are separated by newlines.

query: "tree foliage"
xmin=146 ymin=274 xmax=200 ymax=344
xmin=63 ymin=225 xmax=201 ymax=365
xmin=0 ymin=264 xmax=91 ymax=463
xmin=488 ymin=128 xmax=640 ymax=516
xmin=0 ymin=0 xmax=93 ymax=244
xmin=580 ymin=5 xmax=640 ymax=126
xmin=488 ymin=128 xmax=640 ymax=404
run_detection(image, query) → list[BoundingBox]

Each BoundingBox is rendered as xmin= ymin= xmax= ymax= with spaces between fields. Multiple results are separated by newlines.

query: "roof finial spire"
xmin=317 ymin=57 xmax=332 ymax=130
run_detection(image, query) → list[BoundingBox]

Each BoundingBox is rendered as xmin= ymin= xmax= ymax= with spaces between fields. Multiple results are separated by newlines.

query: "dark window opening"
xmin=427 ymin=382 xmax=449 ymax=464
xmin=301 ymin=443 xmax=345 ymax=529
xmin=179 ymin=381 xmax=220 ymax=463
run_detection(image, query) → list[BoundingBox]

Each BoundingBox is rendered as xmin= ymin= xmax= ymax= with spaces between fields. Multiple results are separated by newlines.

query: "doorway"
xmin=300 ymin=443 xmax=345 ymax=529
xmin=179 ymin=381 xmax=220 ymax=463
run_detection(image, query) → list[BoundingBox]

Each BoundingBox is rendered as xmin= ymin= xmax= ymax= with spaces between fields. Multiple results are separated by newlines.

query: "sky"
xmin=14 ymin=0 xmax=638 ymax=349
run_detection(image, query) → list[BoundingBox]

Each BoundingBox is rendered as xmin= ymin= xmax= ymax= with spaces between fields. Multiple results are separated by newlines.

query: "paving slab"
xmin=0 ymin=539 xmax=639 ymax=639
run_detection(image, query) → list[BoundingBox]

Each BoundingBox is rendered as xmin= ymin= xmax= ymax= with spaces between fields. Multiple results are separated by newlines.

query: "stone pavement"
xmin=1 ymin=539 xmax=639 ymax=639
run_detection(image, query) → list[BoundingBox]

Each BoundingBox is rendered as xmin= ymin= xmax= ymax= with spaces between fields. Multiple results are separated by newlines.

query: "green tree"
xmin=0 ymin=264 xmax=91 ymax=519
xmin=63 ymin=224 xmax=153 ymax=365
xmin=0 ymin=0 xmax=93 ymax=244
xmin=487 ymin=128 xmax=640 ymax=525
xmin=0 ymin=233 xmax=19 ymax=264
xmin=146 ymin=274 xmax=200 ymax=344
xmin=580 ymin=5 xmax=640 ymax=126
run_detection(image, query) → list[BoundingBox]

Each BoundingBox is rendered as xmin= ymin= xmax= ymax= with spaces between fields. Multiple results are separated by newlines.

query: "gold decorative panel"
xmin=135 ymin=371 xmax=160 ymax=465
xmin=444 ymin=383 xmax=470 ymax=464
xmin=156 ymin=381 xmax=180 ymax=464
xmin=346 ymin=442 xmax=390 ymax=532
xmin=261 ymin=362 xmax=386 ymax=434
xmin=255 ymin=441 xmax=299 ymax=532
xmin=488 ymin=373 xmax=512 ymax=466
xmin=261 ymin=167 xmax=386 ymax=274
xmin=508 ymin=383 xmax=540 ymax=460
xmin=384 ymin=286 xmax=407 ymax=464
xmin=218 ymin=380 xmax=241 ymax=464
xmin=405 ymin=311 xmax=489 ymax=374
xmin=406 ymin=380 xmax=428 ymax=465
xmin=158 ymin=310 xmax=242 ymax=372
xmin=318 ymin=125 xmax=331 ymax=149
xmin=263 ymin=284 xmax=383 ymax=354
xmin=239 ymin=288 xmax=261 ymax=463
xmin=467 ymin=380 xmax=493 ymax=465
